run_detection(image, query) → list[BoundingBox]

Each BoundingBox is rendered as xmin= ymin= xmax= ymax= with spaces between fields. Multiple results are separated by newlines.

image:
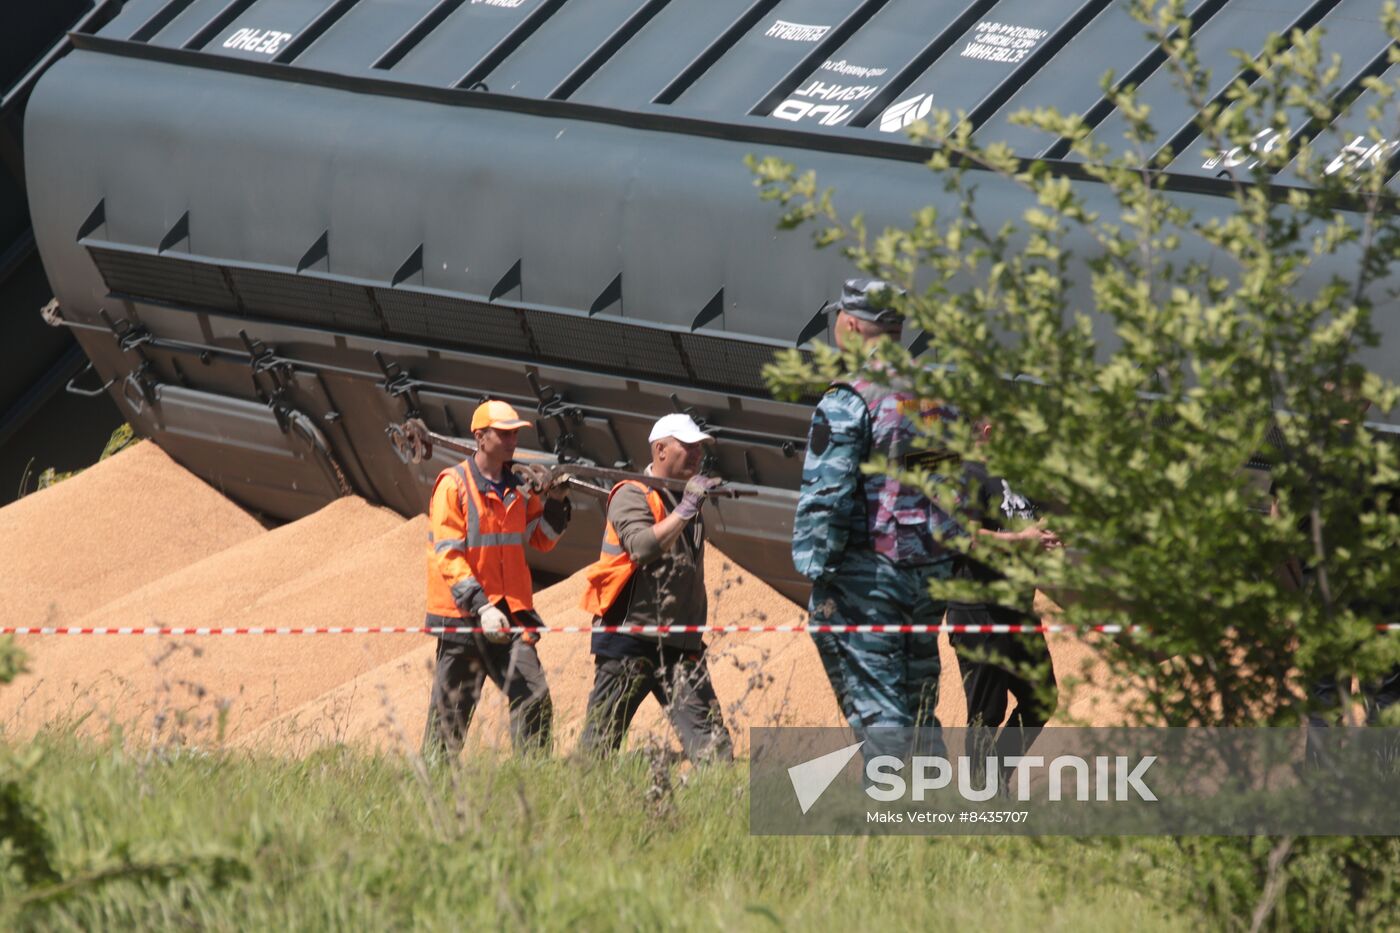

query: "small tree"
xmin=754 ymin=3 xmax=1400 ymax=924
xmin=756 ymin=0 xmax=1400 ymax=732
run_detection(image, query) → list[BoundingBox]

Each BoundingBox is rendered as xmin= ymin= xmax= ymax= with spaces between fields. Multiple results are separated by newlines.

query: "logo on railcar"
xmin=878 ymin=94 xmax=934 ymax=133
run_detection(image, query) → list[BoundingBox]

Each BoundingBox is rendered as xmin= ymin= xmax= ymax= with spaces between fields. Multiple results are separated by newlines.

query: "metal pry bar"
xmin=385 ymin=418 xmax=756 ymax=498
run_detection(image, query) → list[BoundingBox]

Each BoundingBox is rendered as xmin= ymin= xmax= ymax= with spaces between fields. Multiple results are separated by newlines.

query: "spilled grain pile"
xmin=1 ymin=500 xmax=427 ymax=742
xmin=1 ymin=441 xmax=1125 ymax=755
xmin=242 ymin=548 xmax=851 ymax=757
xmin=0 ymin=442 xmax=264 ymax=628
xmin=0 ymin=445 xmax=429 ymax=742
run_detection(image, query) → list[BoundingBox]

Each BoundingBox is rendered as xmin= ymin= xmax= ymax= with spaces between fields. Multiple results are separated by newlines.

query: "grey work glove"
xmin=477 ymin=604 xmax=512 ymax=644
xmin=546 ymin=471 xmax=572 ymax=501
xmin=510 ymin=462 xmax=553 ymax=495
xmin=674 ymin=474 xmax=723 ymax=520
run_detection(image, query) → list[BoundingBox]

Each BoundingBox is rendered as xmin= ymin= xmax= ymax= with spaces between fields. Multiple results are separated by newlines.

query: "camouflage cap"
xmin=831 ymin=278 xmax=906 ymax=325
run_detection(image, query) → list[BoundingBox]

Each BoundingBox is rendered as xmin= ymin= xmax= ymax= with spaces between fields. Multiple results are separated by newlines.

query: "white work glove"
xmin=478 ymin=604 xmax=512 ymax=644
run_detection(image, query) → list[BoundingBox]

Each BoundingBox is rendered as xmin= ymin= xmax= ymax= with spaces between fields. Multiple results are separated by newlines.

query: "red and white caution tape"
xmin=3 ymin=624 xmax=1399 ymax=636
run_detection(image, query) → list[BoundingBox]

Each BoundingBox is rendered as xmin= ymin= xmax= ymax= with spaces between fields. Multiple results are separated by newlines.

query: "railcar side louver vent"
xmin=86 ymin=244 xmax=783 ymax=396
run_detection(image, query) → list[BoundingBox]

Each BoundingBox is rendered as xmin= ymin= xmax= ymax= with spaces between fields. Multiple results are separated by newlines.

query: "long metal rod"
xmin=393 ymin=419 xmax=756 ymax=498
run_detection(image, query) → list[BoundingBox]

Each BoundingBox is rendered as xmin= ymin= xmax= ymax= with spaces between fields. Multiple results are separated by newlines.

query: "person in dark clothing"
xmin=576 ymin=413 xmax=734 ymax=763
xmin=948 ymin=447 xmax=1061 ymax=791
xmin=1268 ymin=391 xmax=1400 ymax=760
xmin=1302 ymin=588 xmax=1400 ymax=761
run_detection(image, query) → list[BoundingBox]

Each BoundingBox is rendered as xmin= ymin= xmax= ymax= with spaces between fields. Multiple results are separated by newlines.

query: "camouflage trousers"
xmin=809 ymin=553 xmax=954 ymax=760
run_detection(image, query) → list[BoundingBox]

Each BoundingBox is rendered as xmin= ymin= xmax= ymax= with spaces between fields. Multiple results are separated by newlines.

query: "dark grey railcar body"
xmin=21 ymin=0 xmax=1400 ymax=603
xmin=1 ymin=1 xmax=126 ymax=502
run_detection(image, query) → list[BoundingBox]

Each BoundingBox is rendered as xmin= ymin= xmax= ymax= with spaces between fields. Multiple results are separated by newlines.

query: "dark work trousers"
xmin=421 ymin=625 xmax=552 ymax=761
xmin=577 ymin=650 xmax=733 ymax=763
xmin=949 ymin=604 xmax=1058 ymax=789
xmin=1306 ymin=664 xmax=1400 ymax=767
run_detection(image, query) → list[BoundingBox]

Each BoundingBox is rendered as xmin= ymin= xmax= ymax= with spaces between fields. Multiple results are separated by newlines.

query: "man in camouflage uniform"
xmin=793 ymin=278 xmax=959 ymax=760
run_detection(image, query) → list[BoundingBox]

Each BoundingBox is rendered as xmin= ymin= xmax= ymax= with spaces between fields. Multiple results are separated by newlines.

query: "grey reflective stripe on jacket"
xmin=428 ymin=528 xmax=521 ymax=559
xmin=459 ymin=460 xmax=549 ymax=549
xmin=532 ymin=513 xmax=564 ymax=542
xmin=470 ymin=531 xmax=525 ymax=548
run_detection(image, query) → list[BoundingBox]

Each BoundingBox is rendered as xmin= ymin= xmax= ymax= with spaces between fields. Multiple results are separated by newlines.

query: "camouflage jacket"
xmin=792 ymin=372 xmax=959 ymax=580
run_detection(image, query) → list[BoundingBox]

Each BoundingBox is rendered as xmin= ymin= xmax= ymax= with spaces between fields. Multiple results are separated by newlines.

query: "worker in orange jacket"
xmin=421 ymin=400 xmax=571 ymax=760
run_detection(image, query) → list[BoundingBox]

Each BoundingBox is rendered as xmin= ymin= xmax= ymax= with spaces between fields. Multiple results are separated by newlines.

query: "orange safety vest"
xmin=426 ymin=459 xmax=561 ymax=618
xmin=579 ymin=480 xmax=668 ymax=617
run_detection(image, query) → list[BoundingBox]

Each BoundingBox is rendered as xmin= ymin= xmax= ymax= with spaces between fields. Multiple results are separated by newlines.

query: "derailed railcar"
xmin=0 ymin=0 xmax=125 ymax=501
xmin=22 ymin=0 xmax=1400 ymax=602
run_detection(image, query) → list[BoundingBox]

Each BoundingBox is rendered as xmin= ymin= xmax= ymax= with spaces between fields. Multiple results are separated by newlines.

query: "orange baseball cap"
xmin=470 ymin=400 xmax=530 ymax=432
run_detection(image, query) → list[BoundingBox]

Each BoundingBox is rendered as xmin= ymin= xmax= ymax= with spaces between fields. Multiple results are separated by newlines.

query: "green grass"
xmin=1 ymin=733 xmax=1194 ymax=931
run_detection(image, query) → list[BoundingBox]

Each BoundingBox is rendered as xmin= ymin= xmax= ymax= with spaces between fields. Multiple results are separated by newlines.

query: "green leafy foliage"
xmin=753 ymin=1 xmax=1400 ymax=924
xmin=755 ymin=0 xmax=1400 ymax=731
xmin=98 ymin=423 xmax=138 ymax=461
xmin=0 ymin=747 xmax=61 ymax=891
xmin=27 ymin=424 xmax=140 ymax=495
xmin=0 ymin=638 xmax=26 ymax=687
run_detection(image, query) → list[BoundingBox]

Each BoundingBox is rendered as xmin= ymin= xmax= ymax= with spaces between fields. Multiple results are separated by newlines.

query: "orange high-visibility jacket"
xmin=579 ymin=480 xmax=667 ymax=617
xmin=426 ymin=458 xmax=565 ymax=618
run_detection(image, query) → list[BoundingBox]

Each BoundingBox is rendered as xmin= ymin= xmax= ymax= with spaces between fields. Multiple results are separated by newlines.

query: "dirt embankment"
xmin=1 ymin=443 xmax=1118 ymax=756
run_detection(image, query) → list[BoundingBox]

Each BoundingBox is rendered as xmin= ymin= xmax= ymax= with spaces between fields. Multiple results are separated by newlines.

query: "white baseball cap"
xmin=648 ymin=413 xmax=713 ymax=445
